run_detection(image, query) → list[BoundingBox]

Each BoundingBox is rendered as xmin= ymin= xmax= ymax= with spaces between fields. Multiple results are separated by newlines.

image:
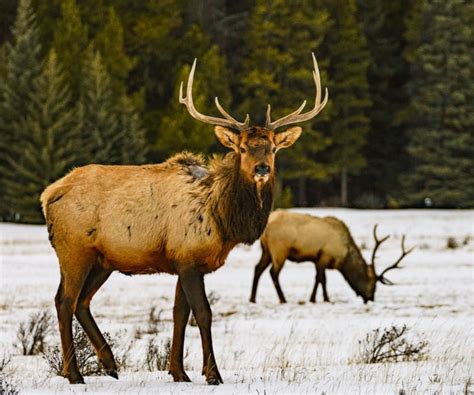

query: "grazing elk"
xmin=250 ymin=210 xmax=413 ymax=304
xmin=40 ymin=54 xmax=328 ymax=385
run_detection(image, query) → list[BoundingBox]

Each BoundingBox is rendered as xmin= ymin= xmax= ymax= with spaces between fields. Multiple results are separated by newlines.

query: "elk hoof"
xmin=106 ymin=369 xmax=119 ymax=380
xmin=206 ymin=376 xmax=223 ymax=385
xmin=67 ymin=373 xmax=85 ymax=384
xmin=169 ymin=369 xmax=191 ymax=382
xmin=249 ymin=298 xmax=256 ymax=303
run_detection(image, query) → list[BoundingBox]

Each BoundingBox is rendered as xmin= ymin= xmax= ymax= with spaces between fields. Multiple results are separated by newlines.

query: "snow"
xmin=1 ymin=209 xmax=473 ymax=394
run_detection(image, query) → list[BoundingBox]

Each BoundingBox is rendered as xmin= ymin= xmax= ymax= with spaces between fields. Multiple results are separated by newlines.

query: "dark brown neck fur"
xmin=207 ymin=153 xmax=274 ymax=244
xmin=339 ymin=243 xmax=370 ymax=297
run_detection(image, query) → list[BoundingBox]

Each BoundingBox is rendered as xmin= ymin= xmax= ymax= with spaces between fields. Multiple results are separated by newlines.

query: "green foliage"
xmin=0 ymin=0 xmax=43 ymax=220
xmin=94 ymin=7 xmax=135 ymax=99
xmin=53 ymin=0 xmax=88 ymax=97
xmin=79 ymin=47 xmax=120 ymax=164
xmin=402 ymin=0 xmax=474 ymax=207
xmin=356 ymin=0 xmax=411 ymax=201
xmin=4 ymin=49 xmax=79 ymax=223
xmin=323 ymin=0 xmax=371 ymax=175
xmin=118 ymin=95 xmax=148 ymax=164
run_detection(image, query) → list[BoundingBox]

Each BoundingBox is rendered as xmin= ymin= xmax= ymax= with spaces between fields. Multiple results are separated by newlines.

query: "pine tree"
xmin=403 ymin=0 xmax=474 ymax=207
xmin=0 ymin=0 xmax=43 ymax=220
xmin=355 ymin=0 xmax=411 ymax=206
xmin=94 ymin=7 xmax=135 ymax=99
xmin=118 ymin=95 xmax=147 ymax=164
xmin=321 ymin=0 xmax=372 ymax=206
xmin=53 ymin=0 xmax=88 ymax=97
xmin=239 ymin=0 xmax=332 ymax=205
xmin=79 ymin=47 xmax=121 ymax=165
xmin=3 ymin=49 xmax=79 ymax=223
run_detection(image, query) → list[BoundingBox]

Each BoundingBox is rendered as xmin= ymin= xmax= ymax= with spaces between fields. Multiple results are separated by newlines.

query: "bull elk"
xmin=250 ymin=210 xmax=413 ymax=304
xmin=40 ymin=54 xmax=328 ymax=385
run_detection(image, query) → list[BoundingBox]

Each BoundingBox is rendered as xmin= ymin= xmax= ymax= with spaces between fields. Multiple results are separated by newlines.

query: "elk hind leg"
xmin=169 ymin=278 xmax=191 ymax=382
xmin=55 ymin=254 xmax=95 ymax=384
xmin=318 ymin=265 xmax=330 ymax=302
xmin=75 ymin=263 xmax=117 ymax=378
xmin=249 ymin=244 xmax=272 ymax=303
xmin=270 ymin=261 xmax=287 ymax=304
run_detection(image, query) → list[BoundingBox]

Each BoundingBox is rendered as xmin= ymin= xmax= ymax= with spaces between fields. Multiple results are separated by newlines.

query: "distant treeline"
xmin=0 ymin=0 xmax=472 ymax=223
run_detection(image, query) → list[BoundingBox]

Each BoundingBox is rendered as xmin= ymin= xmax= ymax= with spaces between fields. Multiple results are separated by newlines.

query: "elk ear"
xmin=215 ymin=126 xmax=240 ymax=151
xmin=274 ymin=127 xmax=302 ymax=150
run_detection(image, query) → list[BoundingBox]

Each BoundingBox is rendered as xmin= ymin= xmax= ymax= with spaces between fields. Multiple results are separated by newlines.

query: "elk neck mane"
xmin=201 ymin=152 xmax=274 ymax=245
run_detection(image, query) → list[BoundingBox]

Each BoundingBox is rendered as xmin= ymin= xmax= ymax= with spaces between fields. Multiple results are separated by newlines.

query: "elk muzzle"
xmin=254 ymin=164 xmax=271 ymax=183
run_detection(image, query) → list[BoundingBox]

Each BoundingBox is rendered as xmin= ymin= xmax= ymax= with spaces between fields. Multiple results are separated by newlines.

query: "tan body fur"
xmin=42 ymin=154 xmax=236 ymax=276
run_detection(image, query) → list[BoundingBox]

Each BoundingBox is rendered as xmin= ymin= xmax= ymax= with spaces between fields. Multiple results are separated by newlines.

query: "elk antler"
xmin=266 ymin=52 xmax=329 ymax=130
xmin=377 ymin=235 xmax=415 ymax=285
xmin=371 ymin=224 xmax=390 ymax=267
xmin=179 ymin=59 xmax=250 ymax=131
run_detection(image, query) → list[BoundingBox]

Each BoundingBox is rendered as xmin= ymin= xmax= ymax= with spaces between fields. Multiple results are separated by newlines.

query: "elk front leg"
xmin=310 ymin=265 xmax=319 ymax=303
xmin=178 ymin=267 xmax=223 ymax=385
xmin=169 ymin=278 xmax=191 ymax=382
xmin=249 ymin=247 xmax=272 ymax=303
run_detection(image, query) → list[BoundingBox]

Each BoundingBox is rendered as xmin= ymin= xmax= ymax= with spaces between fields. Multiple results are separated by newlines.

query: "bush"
xmin=144 ymin=338 xmax=171 ymax=371
xmin=353 ymin=325 xmax=428 ymax=364
xmin=135 ymin=307 xmax=164 ymax=339
xmin=0 ymin=375 xmax=19 ymax=395
xmin=0 ymin=354 xmax=12 ymax=374
xmin=42 ymin=319 xmax=131 ymax=376
xmin=447 ymin=237 xmax=458 ymax=249
xmin=15 ymin=309 xmax=53 ymax=355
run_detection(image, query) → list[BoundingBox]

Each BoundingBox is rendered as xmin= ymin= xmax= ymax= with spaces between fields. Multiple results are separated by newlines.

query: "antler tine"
xmin=370 ymin=224 xmax=390 ymax=267
xmin=215 ymin=97 xmax=250 ymax=129
xmin=179 ymin=59 xmax=249 ymax=130
xmin=377 ymin=234 xmax=414 ymax=285
xmin=267 ymin=52 xmax=329 ymax=130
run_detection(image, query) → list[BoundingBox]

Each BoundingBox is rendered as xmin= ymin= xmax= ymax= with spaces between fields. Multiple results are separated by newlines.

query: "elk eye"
xmin=240 ymin=147 xmax=246 ymax=154
xmin=272 ymin=147 xmax=277 ymax=153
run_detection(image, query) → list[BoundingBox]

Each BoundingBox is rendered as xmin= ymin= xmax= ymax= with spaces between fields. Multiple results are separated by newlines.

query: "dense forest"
xmin=0 ymin=0 xmax=472 ymax=223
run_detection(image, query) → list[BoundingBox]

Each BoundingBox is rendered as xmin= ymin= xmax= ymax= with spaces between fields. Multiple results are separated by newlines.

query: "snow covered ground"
xmin=0 ymin=209 xmax=472 ymax=394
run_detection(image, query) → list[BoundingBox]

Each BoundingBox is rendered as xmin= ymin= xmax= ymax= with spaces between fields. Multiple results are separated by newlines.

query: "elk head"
xmin=179 ymin=53 xmax=328 ymax=189
xmin=361 ymin=225 xmax=414 ymax=303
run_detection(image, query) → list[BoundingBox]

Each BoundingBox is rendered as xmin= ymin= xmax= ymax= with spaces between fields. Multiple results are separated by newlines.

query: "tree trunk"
xmin=341 ymin=167 xmax=348 ymax=207
xmin=297 ymin=177 xmax=307 ymax=207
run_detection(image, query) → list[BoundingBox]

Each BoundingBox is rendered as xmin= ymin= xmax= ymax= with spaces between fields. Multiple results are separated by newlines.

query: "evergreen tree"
xmin=403 ymin=0 xmax=474 ymax=207
xmin=0 ymin=0 xmax=43 ymax=220
xmin=321 ymin=0 xmax=372 ymax=206
xmin=3 ymin=49 xmax=79 ymax=223
xmin=53 ymin=0 xmax=88 ymax=97
xmin=94 ymin=6 xmax=135 ymax=99
xmin=355 ymin=0 xmax=410 ymax=206
xmin=118 ymin=95 xmax=147 ymax=164
xmin=79 ymin=47 xmax=120 ymax=164
xmin=239 ymin=0 xmax=332 ymax=205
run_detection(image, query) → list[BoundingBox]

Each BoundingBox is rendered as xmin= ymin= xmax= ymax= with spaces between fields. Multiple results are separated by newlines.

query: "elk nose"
xmin=255 ymin=164 xmax=271 ymax=177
